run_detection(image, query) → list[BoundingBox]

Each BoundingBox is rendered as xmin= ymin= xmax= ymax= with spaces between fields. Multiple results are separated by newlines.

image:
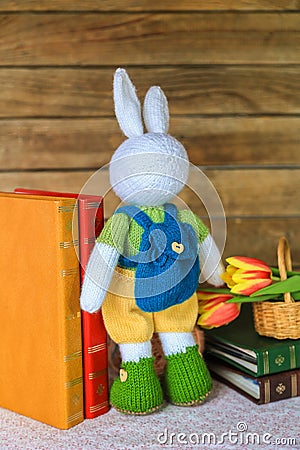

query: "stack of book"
xmin=0 ymin=189 xmax=109 ymax=429
xmin=204 ymin=303 xmax=300 ymax=404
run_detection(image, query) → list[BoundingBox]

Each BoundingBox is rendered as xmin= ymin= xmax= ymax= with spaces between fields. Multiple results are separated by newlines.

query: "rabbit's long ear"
xmin=143 ymin=86 xmax=169 ymax=133
xmin=113 ymin=68 xmax=144 ymax=137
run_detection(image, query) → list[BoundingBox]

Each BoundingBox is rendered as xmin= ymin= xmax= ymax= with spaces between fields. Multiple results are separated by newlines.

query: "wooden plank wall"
xmin=0 ymin=1 xmax=299 ymax=267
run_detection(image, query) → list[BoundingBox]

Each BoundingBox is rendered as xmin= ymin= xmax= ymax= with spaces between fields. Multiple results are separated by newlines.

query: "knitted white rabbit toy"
xmin=80 ymin=69 xmax=224 ymax=415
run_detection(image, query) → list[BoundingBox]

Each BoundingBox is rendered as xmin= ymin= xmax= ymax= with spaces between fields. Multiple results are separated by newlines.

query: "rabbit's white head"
xmin=109 ymin=69 xmax=189 ymax=206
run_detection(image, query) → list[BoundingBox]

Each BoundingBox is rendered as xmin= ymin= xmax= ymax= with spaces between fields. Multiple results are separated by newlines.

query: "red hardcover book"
xmin=14 ymin=188 xmax=109 ymax=418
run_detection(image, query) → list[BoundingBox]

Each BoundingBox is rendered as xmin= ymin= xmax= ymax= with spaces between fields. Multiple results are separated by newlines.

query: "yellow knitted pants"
xmin=102 ymin=267 xmax=198 ymax=344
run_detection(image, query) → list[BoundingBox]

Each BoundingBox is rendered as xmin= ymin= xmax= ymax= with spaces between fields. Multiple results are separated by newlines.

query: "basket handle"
xmin=277 ymin=236 xmax=293 ymax=303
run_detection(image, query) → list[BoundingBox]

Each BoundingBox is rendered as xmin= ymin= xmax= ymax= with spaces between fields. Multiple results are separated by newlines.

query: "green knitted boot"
xmin=110 ymin=356 xmax=164 ymax=415
xmin=164 ymin=346 xmax=212 ymax=406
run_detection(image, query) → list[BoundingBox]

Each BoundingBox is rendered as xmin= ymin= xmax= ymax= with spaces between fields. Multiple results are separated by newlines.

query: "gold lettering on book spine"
xmin=264 ymin=379 xmax=270 ymax=403
xmin=88 ymin=368 xmax=108 ymax=380
xmin=84 ymin=237 xmax=96 ymax=245
xmin=289 ymin=345 xmax=296 ymax=369
xmin=58 ymin=204 xmax=77 ymax=213
xmin=291 ymin=373 xmax=298 ymax=397
xmin=61 ymin=268 xmax=78 ymax=277
xmin=59 ymin=240 xmax=79 ymax=249
xmin=67 ymin=411 xmax=84 ymax=424
xmin=84 ymin=202 xmax=101 ymax=209
xmin=65 ymin=377 xmax=83 ymax=389
xmin=66 ymin=311 xmax=81 ymax=321
xmin=274 ymin=354 xmax=285 ymax=366
xmin=87 ymin=343 xmax=107 ymax=354
xmin=64 ymin=350 xmax=82 ymax=362
xmin=275 ymin=382 xmax=286 ymax=395
xmin=89 ymin=401 xmax=109 ymax=414
xmin=263 ymin=350 xmax=269 ymax=374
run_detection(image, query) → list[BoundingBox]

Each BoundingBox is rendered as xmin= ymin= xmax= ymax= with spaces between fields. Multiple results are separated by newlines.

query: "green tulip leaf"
xmin=226 ymin=294 xmax=277 ymax=303
xmin=197 ymin=287 xmax=232 ymax=294
xmin=292 ymin=291 xmax=300 ymax=300
xmin=251 ymin=275 xmax=300 ymax=297
xmin=271 ymin=268 xmax=300 ymax=277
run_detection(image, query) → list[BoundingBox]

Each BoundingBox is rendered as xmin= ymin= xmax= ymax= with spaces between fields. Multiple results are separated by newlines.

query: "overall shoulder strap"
xmin=164 ymin=203 xmax=178 ymax=223
xmin=115 ymin=205 xmax=153 ymax=229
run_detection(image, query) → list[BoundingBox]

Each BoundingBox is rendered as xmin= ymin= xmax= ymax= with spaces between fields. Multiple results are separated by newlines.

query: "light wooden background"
xmin=0 ymin=1 xmax=299 ymax=267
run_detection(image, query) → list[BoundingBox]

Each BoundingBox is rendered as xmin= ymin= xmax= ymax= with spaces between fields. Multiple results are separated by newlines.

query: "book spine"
xmin=257 ymin=342 xmax=300 ymax=376
xmin=57 ymin=200 xmax=84 ymax=428
xmin=81 ymin=311 xmax=109 ymax=418
xmin=259 ymin=369 xmax=300 ymax=404
xmin=79 ymin=198 xmax=109 ymax=419
xmin=79 ymin=198 xmax=103 ymax=281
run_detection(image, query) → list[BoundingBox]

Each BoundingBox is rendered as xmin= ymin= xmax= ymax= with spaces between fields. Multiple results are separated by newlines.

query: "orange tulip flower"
xmin=197 ymin=291 xmax=241 ymax=329
xmin=221 ymin=256 xmax=272 ymax=296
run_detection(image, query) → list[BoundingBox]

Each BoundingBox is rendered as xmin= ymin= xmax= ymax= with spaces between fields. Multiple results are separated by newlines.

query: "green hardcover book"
xmin=204 ymin=304 xmax=300 ymax=377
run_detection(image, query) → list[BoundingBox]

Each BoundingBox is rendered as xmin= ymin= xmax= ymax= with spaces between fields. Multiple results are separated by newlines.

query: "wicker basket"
xmin=253 ymin=236 xmax=300 ymax=339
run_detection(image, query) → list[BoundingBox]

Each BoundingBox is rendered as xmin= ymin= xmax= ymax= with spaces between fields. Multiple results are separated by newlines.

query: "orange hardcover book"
xmin=0 ymin=192 xmax=83 ymax=429
xmin=14 ymin=188 xmax=109 ymax=418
